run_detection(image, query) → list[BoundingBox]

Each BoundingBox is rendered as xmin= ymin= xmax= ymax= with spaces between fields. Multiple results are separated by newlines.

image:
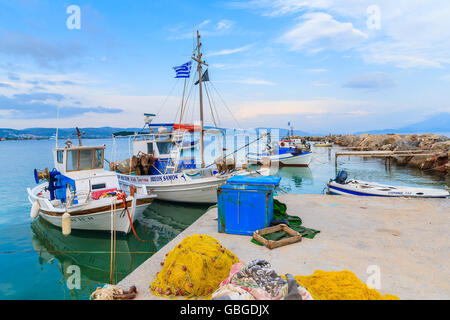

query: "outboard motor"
xmin=335 ymin=170 xmax=348 ymax=184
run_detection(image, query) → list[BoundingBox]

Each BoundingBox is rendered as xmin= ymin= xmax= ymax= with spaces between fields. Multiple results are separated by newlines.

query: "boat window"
xmin=79 ymin=149 xmax=95 ymax=170
xmin=156 ymin=141 xmax=171 ymax=154
xmin=57 ymin=150 xmax=64 ymax=163
xmin=94 ymin=149 xmax=104 ymax=169
xmin=67 ymin=150 xmax=79 ymax=171
xmin=147 ymin=142 xmax=154 ymax=154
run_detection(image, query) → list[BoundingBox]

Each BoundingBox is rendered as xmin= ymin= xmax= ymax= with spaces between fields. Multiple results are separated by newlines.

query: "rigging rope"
xmin=156 ymin=78 xmax=180 ymax=118
xmin=209 ymin=81 xmax=241 ymax=129
xmin=204 ymin=82 xmax=218 ymax=128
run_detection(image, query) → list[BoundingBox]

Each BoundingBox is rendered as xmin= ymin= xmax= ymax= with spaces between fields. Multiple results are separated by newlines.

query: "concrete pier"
xmin=119 ymin=194 xmax=450 ymax=300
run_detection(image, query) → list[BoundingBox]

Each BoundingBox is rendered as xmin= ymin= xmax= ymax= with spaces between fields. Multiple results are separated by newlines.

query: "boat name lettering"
xmin=148 ymin=174 xmax=179 ymax=182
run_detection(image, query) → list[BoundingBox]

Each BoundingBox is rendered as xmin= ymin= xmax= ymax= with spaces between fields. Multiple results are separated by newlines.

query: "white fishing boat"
xmin=27 ymin=128 xmax=156 ymax=234
xmin=247 ymin=137 xmax=312 ymax=167
xmin=110 ymin=31 xmax=267 ymax=204
xmin=328 ymin=171 xmax=449 ymax=198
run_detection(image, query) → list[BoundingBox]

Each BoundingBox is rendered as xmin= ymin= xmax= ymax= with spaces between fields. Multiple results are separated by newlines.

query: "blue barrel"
xmin=217 ymin=176 xmax=281 ymax=235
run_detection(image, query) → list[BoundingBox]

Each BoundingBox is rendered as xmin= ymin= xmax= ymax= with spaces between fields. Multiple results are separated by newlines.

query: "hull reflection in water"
xmin=30 ymin=200 xmax=207 ymax=299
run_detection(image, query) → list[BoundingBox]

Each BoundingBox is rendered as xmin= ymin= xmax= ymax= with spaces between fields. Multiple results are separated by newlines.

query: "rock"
xmin=392 ymin=137 xmax=419 ymax=151
xmin=408 ymin=155 xmax=429 ymax=167
xmin=431 ymin=140 xmax=450 ymax=152
xmin=331 ymin=133 xmax=449 ymax=172
xmin=420 ymin=152 xmax=449 ymax=170
xmin=382 ymin=134 xmax=402 ymax=146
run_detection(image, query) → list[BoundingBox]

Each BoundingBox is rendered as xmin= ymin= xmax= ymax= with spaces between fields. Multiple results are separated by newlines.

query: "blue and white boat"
xmin=247 ymin=137 xmax=312 ymax=167
xmin=328 ymin=171 xmax=449 ymax=198
xmin=27 ymin=128 xmax=156 ymax=234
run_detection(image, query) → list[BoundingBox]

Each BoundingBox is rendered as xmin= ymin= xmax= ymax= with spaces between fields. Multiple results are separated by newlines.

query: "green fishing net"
xmin=251 ymin=199 xmax=320 ymax=246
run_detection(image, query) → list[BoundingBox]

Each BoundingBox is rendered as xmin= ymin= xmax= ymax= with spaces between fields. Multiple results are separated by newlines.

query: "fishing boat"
xmin=247 ymin=136 xmax=312 ymax=167
xmin=27 ymin=128 xmax=156 ymax=234
xmin=110 ymin=31 xmax=266 ymax=204
xmin=328 ymin=170 xmax=449 ymax=198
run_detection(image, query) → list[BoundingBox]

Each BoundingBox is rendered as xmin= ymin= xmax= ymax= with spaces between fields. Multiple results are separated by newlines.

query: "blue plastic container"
xmin=217 ymin=176 xmax=281 ymax=235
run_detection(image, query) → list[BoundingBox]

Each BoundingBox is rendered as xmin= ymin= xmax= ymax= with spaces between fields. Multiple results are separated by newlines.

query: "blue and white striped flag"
xmin=173 ymin=61 xmax=192 ymax=78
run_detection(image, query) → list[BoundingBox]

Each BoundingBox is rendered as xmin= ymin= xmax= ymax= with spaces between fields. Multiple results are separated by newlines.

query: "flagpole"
xmin=179 ymin=77 xmax=187 ymax=126
xmin=196 ymin=30 xmax=205 ymax=168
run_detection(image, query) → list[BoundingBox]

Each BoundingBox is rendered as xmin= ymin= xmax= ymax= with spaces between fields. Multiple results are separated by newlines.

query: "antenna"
xmin=55 ymin=105 xmax=60 ymax=148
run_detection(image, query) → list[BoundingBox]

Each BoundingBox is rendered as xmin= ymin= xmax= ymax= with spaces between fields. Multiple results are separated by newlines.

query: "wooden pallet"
xmin=253 ymin=224 xmax=302 ymax=249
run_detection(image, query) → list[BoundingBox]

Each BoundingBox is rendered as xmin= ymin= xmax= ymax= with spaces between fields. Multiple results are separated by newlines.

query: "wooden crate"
xmin=253 ymin=224 xmax=302 ymax=249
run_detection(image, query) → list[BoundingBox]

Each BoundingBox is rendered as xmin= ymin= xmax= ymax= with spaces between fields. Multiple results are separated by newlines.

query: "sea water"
xmin=0 ymin=138 xmax=448 ymax=299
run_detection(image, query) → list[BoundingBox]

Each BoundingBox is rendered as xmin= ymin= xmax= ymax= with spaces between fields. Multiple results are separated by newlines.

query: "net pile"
xmin=294 ymin=270 xmax=399 ymax=300
xmin=150 ymin=234 xmax=240 ymax=298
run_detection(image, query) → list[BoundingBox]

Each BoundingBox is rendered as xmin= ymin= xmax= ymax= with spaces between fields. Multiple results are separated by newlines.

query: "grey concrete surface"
xmin=119 ymin=194 xmax=450 ymax=300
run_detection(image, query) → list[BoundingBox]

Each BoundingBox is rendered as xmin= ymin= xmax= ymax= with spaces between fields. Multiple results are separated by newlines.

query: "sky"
xmin=0 ymin=0 xmax=449 ymax=134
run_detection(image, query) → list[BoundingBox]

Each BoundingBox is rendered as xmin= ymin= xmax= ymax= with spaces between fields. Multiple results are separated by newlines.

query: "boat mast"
xmin=192 ymin=30 xmax=208 ymax=168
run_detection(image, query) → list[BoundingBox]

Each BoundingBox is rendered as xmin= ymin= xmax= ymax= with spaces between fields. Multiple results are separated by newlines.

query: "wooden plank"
xmin=252 ymin=224 xmax=302 ymax=250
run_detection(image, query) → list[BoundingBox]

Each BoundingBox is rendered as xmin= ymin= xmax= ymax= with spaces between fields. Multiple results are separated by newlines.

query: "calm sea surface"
xmin=0 ymin=138 xmax=448 ymax=299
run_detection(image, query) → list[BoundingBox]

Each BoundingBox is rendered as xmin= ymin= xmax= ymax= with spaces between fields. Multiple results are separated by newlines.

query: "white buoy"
xmin=30 ymin=201 xmax=40 ymax=219
xmin=62 ymin=212 xmax=71 ymax=236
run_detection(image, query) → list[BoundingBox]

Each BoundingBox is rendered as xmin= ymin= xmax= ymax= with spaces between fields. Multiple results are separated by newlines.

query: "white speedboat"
xmin=247 ymin=137 xmax=312 ymax=167
xmin=328 ymin=171 xmax=449 ymax=198
xmin=27 ymin=130 xmax=156 ymax=234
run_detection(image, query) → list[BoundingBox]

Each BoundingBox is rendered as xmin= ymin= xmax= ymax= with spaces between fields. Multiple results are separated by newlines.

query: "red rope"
xmin=117 ymin=192 xmax=145 ymax=242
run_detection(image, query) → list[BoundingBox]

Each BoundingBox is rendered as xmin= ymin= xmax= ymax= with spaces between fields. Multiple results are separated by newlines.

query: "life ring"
xmin=280 ymin=142 xmax=285 ymax=147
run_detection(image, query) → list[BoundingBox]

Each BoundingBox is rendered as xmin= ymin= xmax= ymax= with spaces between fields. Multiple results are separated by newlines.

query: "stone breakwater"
xmin=306 ymin=133 xmax=450 ymax=174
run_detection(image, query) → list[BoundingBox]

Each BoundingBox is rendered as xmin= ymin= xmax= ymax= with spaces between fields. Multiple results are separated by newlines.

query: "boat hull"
xmin=118 ymin=173 xmax=227 ymax=204
xmin=328 ymin=180 xmax=449 ymax=198
xmin=28 ymin=184 xmax=155 ymax=234
xmin=247 ymin=151 xmax=312 ymax=167
xmin=37 ymin=198 xmax=153 ymax=234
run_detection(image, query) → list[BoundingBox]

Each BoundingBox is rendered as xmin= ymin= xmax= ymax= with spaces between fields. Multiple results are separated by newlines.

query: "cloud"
xmin=208 ymin=45 xmax=252 ymax=57
xmin=279 ymin=12 xmax=367 ymax=52
xmin=12 ymin=92 xmax=65 ymax=103
xmin=8 ymin=73 xmax=20 ymax=81
xmin=0 ymin=83 xmax=13 ymax=88
xmin=234 ymin=98 xmax=379 ymax=119
xmin=232 ymin=78 xmax=276 ymax=85
xmin=168 ymin=19 xmax=236 ymax=40
xmin=360 ymin=42 xmax=446 ymax=69
xmin=307 ymin=68 xmax=327 ymax=73
xmin=0 ymin=30 xmax=83 ymax=68
xmin=238 ymin=1 xmax=450 ymax=69
xmin=228 ymin=0 xmax=330 ymax=17
xmin=0 ymin=93 xmax=122 ymax=119
xmin=343 ymin=72 xmax=395 ymax=90
xmin=312 ymin=80 xmax=331 ymax=87
xmin=216 ymin=20 xmax=234 ymax=30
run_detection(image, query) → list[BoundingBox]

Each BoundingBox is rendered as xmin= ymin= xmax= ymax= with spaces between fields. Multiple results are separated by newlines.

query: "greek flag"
xmin=173 ymin=61 xmax=192 ymax=78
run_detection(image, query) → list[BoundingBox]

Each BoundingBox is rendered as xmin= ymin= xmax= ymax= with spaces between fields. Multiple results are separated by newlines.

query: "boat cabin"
xmin=50 ymin=144 xmax=121 ymax=203
xmin=53 ymin=144 xmax=105 ymax=174
xmin=132 ymin=131 xmax=196 ymax=174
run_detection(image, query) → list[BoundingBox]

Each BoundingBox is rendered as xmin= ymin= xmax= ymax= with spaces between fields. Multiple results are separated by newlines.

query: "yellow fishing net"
xmin=150 ymin=234 xmax=240 ymax=298
xmin=294 ymin=270 xmax=399 ymax=300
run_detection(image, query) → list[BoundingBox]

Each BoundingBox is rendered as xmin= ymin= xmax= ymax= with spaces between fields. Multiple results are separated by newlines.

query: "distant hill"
xmin=355 ymin=112 xmax=450 ymax=136
xmin=0 ymin=127 xmax=143 ymax=140
xmin=0 ymin=126 xmax=311 ymax=140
